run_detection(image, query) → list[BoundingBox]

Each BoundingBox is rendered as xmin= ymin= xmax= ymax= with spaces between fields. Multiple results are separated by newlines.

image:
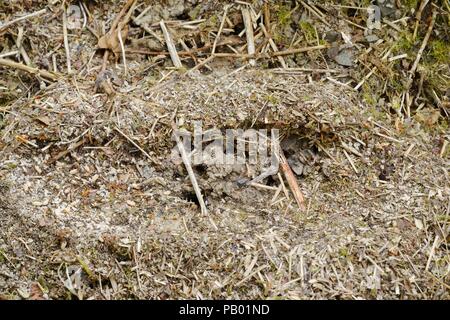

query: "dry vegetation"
xmin=0 ymin=0 xmax=449 ymax=299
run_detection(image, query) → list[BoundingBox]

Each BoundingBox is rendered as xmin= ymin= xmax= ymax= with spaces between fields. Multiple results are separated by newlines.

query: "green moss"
xmin=299 ymin=21 xmax=316 ymax=42
xmin=393 ymin=31 xmax=415 ymax=55
xmin=265 ymin=94 xmax=279 ymax=104
xmin=4 ymin=162 xmax=17 ymax=169
xmin=276 ymin=4 xmax=292 ymax=27
xmin=188 ymin=4 xmax=202 ymax=20
xmin=362 ymin=83 xmax=377 ymax=107
xmin=429 ymin=40 xmax=449 ymax=63
xmin=403 ymin=0 xmax=419 ymax=10
xmin=338 ymin=247 xmax=348 ymax=257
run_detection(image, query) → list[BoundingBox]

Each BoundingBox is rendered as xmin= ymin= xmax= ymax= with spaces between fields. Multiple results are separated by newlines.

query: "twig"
xmin=409 ymin=10 xmax=437 ymax=78
xmin=187 ymin=55 xmax=215 ymax=74
xmin=279 ymin=150 xmax=306 ymax=211
xmin=260 ymin=23 xmax=287 ymax=68
xmin=117 ymin=27 xmax=127 ymax=76
xmin=16 ymin=27 xmax=32 ymax=66
xmin=114 ymin=127 xmax=156 ymax=164
xmin=160 ymin=20 xmax=182 ymax=68
xmin=343 ymin=149 xmax=359 ymax=174
xmin=62 ymin=7 xmax=72 ymax=73
xmin=0 ymin=51 xmax=18 ymax=59
xmin=0 ymin=8 xmax=47 ymax=32
xmin=211 ymin=5 xmax=230 ymax=55
xmin=0 ymin=58 xmax=60 ymax=80
xmin=171 ymin=123 xmax=210 ymax=219
xmin=270 ymin=44 xmax=328 ymax=57
xmin=241 ymin=7 xmax=256 ymax=67
xmin=111 ymin=0 xmax=135 ymax=32
xmin=425 ymin=235 xmax=439 ymax=271
xmin=413 ymin=0 xmax=430 ymax=40
xmin=47 ymin=138 xmax=86 ymax=164
xmin=270 ymin=67 xmax=338 ymax=74
xmin=405 ymin=9 xmax=437 ymax=110
xmin=299 ymin=0 xmax=330 ymax=27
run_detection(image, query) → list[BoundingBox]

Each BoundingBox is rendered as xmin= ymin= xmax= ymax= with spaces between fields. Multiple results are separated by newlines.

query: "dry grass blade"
xmin=0 ymin=58 xmax=60 ymax=80
xmin=171 ymin=123 xmax=208 ymax=217
xmin=241 ymin=7 xmax=256 ymax=67
xmin=160 ymin=20 xmax=182 ymax=68
xmin=0 ymin=8 xmax=46 ymax=33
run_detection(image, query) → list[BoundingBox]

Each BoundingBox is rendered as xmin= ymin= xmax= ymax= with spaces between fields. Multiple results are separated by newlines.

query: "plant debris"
xmin=0 ymin=0 xmax=449 ymax=300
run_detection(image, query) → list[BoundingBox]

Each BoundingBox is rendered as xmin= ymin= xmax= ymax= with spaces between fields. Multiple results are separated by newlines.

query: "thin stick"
xmin=425 ymin=235 xmax=439 ymax=271
xmin=299 ymin=0 xmax=330 ymax=27
xmin=264 ymin=2 xmax=271 ymax=32
xmin=62 ymin=7 xmax=72 ymax=73
xmin=405 ymin=9 xmax=436 ymax=110
xmin=160 ymin=20 xmax=182 ymax=68
xmin=0 ymin=51 xmax=18 ymax=59
xmin=188 ymin=55 xmax=215 ymax=74
xmin=409 ymin=10 xmax=436 ymax=77
xmin=413 ymin=0 xmax=430 ymax=40
xmin=260 ymin=23 xmax=287 ymax=68
xmin=172 ymin=123 xmax=209 ymax=217
xmin=343 ymin=149 xmax=359 ymax=174
xmin=117 ymin=27 xmax=127 ymax=76
xmin=48 ymin=138 xmax=86 ymax=164
xmin=270 ymin=67 xmax=338 ymax=74
xmin=111 ymin=0 xmax=135 ymax=32
xmin=279 ymin=150 xmax=306 ymax=211
xmin=0 ymin=8 xmax=46 ymax=32
xmin=241 ymin=7 xmax=256 ymax=66
xmin=211 ymin=5 xmax=230 ymax=55
xmin=0 ymin=58 xmax=59 ymax=80
xmin=270 ymin=44 xmax=328 ymax=57
xmin=16 ymin=27 xmax=31 ymax=66
xmin=114 ymin=127 xmax=156 ymax=164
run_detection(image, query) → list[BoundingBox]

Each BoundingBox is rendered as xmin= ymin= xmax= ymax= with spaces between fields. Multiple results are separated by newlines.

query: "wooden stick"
xmin=263 ymin=2 xmax=271 ymax=33
xmin=409 ymin=10 xmax=436 ymax=77
xmin=279 ymin=150 xmax=306 ymax=211
xmin=114 ymin=127 xmax=156 ymax=164
xmin=241 ymin=7 xmax=256 ymax=66
xmin=413 ymin=0 xmax=430 ymax=40
xmin=160 ymin=20 xmax=182 ymax=68
xmin=405 ymin=9 xmax=436 ymax=110
xmin=110 ymin=0 xmax=135 ymax=32
xmin=269 ymin=44 xmax=328 ymax=57
xmin=260 ymin=23 xmax=287 ymax=68
xmin=211 ymin=5 xmax=230 ymax=55
xmin=117 ymin=27 xmax=128 ymax=75
xmin=62 ymin=7 xmax=72 ymax=73
xmin=0 ymin=8 xmax=46 ymax=32
xmin=0 ymin=58 xmax=60 ymax=80
xmin=299 ymin=0 xmax=330 ymax=27
xmin=172 ymin=123 xmax=209 ymax=216
xmin=16 ymin=27 xmax=32 ymax=66
xmin=48 ymin=137 xmax=86 ymax=164
xmin=0 ymin=51 xmax=18 ymax=59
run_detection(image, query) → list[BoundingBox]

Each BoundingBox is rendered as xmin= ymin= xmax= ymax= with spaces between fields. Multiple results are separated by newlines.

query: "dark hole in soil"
xmin=176 ymin=10 xmax=190 ymax=20
xmin=265 ymin=174 xmax=277 ymax=186
xmin=182 ymin=190 xmax=200 ymax=206
xmin=194 ymin=163 xmax=208 ymax=176
xmin=233 ymin=22 xmax=245 ymax=35
xmin=346 ymin=8 xmax=358 ymax=18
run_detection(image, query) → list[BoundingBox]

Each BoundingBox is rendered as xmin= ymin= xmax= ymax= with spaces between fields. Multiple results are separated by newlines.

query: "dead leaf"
xmin=29 ymin=283 xmax=45 ymax=300
xmin=98 ymin=26 xmax=129 ymax=54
